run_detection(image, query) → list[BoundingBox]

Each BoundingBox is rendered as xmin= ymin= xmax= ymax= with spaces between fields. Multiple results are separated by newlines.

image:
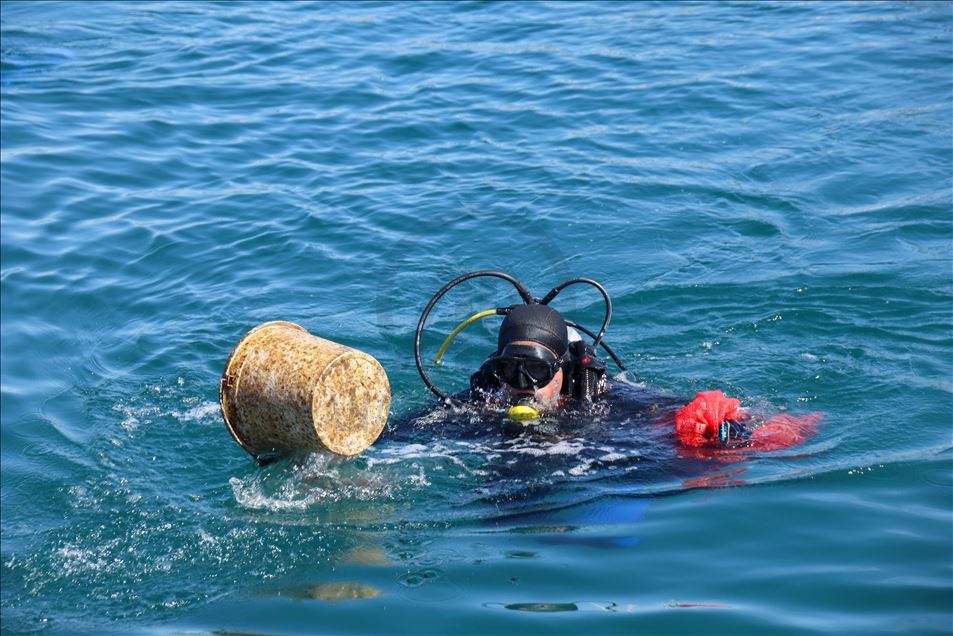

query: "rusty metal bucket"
xmin=219 ymin=321 xmax=390 ymax=459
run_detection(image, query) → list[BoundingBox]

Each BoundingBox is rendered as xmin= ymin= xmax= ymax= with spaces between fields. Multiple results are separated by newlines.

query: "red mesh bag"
xmin=748 ymin=413 xmax=822 ymax=451
xmin=675 ymin=390 xmax=745 ymax=447
xmin=675 ymin=390 xmax=821 ymax=451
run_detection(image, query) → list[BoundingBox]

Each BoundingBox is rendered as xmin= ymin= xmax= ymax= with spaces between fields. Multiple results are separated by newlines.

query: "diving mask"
xmin=488 ymin=343 xmax=562 ymax=390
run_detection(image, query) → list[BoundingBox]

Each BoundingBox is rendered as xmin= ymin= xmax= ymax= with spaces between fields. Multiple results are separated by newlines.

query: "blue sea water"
xmin=2 ymin=1 xmax=952 ymax=634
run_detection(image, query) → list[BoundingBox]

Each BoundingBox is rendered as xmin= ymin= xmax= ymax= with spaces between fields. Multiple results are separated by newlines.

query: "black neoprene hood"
xmin=497 ymin=304 xmax=569 ymax=357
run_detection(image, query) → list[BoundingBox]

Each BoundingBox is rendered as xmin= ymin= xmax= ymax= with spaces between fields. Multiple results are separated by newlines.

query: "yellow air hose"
xmin=434 ymin=309 xmax=498 ymax=364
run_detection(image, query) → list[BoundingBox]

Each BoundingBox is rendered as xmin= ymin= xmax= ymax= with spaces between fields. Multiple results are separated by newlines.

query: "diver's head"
xmin=491 ymin=304 xmax=569 ymax=409
xmin=497 ymin=304 xmax=569 ymax=358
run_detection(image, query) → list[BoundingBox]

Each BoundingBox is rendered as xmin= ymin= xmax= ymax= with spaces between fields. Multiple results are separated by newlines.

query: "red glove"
xmin=675 ymin=390 xmax=744 ymax=447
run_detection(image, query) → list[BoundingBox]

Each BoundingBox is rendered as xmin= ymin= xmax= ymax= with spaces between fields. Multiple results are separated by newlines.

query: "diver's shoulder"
xmin=603 ymin=377 xmax=686 ymax=411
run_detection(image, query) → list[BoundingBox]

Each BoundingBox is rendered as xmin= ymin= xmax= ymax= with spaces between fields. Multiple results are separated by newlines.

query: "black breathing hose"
xmin=414 ymin=271 xmax=533 ymax=404
xmin=539 ymin=278 xmax=612 ymax=350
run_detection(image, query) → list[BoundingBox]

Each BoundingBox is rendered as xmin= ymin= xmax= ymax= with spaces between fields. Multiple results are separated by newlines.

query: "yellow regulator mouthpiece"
xmin=507 ymin=404 xmax=540 ymax=422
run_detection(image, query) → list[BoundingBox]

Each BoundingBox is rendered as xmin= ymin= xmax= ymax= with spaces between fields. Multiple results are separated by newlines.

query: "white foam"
xmin=509 ymin=439 xmax=585 ymax=457
xmin=407 ymin=463 xmax=431 ymax=487
xmin=230 ymin=476 xmax=328 ymax=511
xmin=363 ymin=456 xmax=401 ymax=468
xmin=390 ymin=443 xmax=429 ymax=455
xmin=569 ymin=460 xmax=594 ymax=476
xmin=112 ymin=402 xmax=160 ymax=431
xmin=196 ymin=528 xmax=217 ymax=547
xmin=172 ymin=401 xmax=220 ymax=422
xmin=229 ymin=450 xmax=403 ymax=512
xmin=511 ymin=446 xmax=548 ymax=457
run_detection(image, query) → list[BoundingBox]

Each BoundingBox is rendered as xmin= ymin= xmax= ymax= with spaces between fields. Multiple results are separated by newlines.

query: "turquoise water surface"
xmin=2 ymin=1 xmax=952 ymax=634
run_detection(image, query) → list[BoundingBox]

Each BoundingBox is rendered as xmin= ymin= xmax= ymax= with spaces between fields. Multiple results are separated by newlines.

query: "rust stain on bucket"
xmin=220 ymin=321 xmax=390 ymax=458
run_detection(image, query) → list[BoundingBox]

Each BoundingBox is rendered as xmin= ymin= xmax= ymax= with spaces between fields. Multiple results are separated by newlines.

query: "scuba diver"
xmin=413 ymin=270 xmax=820 ymax=451
xmin=415 ymin=271 xmax=621 ymax=421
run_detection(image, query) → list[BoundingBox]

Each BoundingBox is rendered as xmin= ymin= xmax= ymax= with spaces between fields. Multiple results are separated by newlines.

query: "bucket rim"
xmin=219 ymin=320 xmax=308 ymax=459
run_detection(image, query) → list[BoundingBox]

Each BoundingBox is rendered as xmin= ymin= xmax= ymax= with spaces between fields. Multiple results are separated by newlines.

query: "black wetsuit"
xmin=381 ymin=336 xmax=757 ymax=508
xmin=380 ymin=377 xmax=719 ymax=508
